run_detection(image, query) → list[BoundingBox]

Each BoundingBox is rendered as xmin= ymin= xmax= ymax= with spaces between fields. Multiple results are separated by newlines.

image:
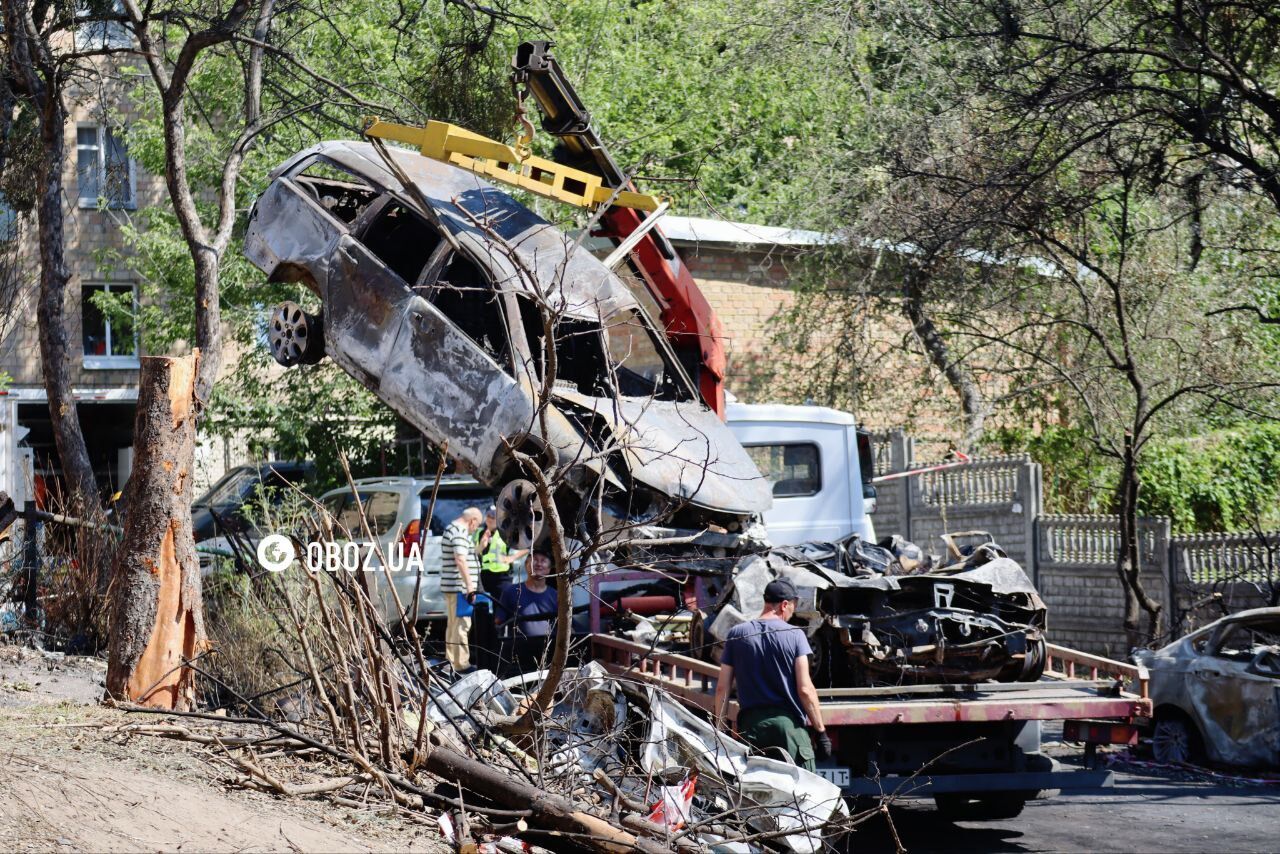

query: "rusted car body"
xmin=243 ymin=141 xmax=770 ymax=543
xmin=1135 ymin=608 xmax=1280 ymax=768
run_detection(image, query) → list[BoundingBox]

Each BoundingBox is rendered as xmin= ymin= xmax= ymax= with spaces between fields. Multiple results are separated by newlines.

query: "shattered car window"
xmin=294 ymin=159 xmax=378 ymax=224
xmin=604 ymin=309 xmax=682 ymax=399
xmin=360 ymin=199 xmax=443 ymax=286
xmin=430 ymin=252 xmax=512 ymax=368
xmin=1213 ymin=620 xmax=1280 ymax=663
xmin=516 ymin=297 xmax=691 ymax=400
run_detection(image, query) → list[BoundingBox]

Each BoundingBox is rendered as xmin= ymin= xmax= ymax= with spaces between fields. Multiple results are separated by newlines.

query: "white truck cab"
xmin=726 ymin=403 xmax=877 ymax=545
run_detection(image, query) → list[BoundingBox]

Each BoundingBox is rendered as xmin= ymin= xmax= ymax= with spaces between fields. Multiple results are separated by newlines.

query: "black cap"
xmin=763 ymin=578 xmax=799 ymax=603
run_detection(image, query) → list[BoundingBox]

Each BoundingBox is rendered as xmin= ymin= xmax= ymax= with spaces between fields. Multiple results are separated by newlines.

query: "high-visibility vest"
xmin=475 ymin=528 xmax=510 ymax=574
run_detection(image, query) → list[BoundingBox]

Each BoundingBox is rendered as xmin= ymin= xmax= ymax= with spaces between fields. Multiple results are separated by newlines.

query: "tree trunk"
xmin=106 ymin=353 xmax=207 ymax=710
xmin=1115 ymin=433 xmax=1163 ymax=649
xmin=902 ymin=267 xmax=988 ymax=451
xmin=422 ymin=744 xmax=665 ymax=853
xmin=3 ymin=0 xmax=99 ymax=511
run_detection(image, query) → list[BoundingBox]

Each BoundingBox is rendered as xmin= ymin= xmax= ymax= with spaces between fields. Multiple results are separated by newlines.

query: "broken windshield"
xmin=604 ymin=309 xmax=682 ymax=399
xmin=518 ymin=299 xmax=693 ymax=401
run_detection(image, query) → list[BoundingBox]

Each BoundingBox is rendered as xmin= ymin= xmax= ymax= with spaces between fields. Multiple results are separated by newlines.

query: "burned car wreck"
xmin=243 ymin=141 xmax=771 ymax=546
xmin=707 ymin=533 xmax=1048 ymax=687
xmin=1135 ymin=607 xmax=1280 ymax=768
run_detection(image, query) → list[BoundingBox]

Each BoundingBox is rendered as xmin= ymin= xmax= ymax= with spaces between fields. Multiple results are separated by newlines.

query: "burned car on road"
xmin=708 ymin=533 xmax=1048 ymax=687
xmin=243 ymin=141 xmax=770 ymax=546
xmin=1135 ymin=607 xmax=1280 ymax=768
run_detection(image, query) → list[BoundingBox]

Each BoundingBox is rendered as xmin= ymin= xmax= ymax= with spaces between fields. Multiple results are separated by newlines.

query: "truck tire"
xmin=934 ymin=791 xmax=1030 ymax=820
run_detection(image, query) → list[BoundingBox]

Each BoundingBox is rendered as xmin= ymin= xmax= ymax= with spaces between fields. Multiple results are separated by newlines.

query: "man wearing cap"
xmin=497 ymin=548 xmax=559 ymax=675
xmin=713 ymin=577 xmax=832 ymax=771
xmin=475 ymin=505 xmax=527 ymax=599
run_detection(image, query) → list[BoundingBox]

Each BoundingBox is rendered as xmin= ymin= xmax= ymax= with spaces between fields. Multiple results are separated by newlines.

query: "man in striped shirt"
xmin=441 ymin=507 xmax=483 ymax=673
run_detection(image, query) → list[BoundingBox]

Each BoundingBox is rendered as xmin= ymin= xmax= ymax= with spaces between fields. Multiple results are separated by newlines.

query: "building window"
xmin=75 ymin=1 xmax=132 ymax=51
xmin=76 ymin=125 xmax=135 ymax=209
xmin=744 ymin=443 xmax=821 ymax=497
xmin=82 ymin=283 xmax=139 ymax=369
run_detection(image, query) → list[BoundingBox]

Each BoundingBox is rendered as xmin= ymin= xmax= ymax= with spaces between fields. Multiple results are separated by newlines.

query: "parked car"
xmin=242 ymin=141 xmax=770 ymax=548
xmin=194 ymin=461 xmax=313 ymax=574
xmin=1134 ymin=607 xmax=1280 ymax=768
xmin=316 ymin=475 xmax=493 ymax=627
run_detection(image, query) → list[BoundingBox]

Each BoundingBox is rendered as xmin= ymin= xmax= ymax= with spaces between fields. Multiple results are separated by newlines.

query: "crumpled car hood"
xmin=552 ymin=388 xmax=771 ymax=516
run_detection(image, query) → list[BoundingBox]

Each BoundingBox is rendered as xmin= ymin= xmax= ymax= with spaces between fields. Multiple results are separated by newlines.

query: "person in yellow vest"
xmin=475 ymin=505 xmax=528 ymax=598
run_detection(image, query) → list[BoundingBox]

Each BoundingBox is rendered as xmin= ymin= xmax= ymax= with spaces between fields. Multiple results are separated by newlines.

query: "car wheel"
xmin=1151 ymin=712 xmax=1204 ymax=765
xmin=268 ymin=301 xmax=325 ymax=367
xmin=1019 ymin=636 xmax=1047 ymax=682
xmin=496 ymin=478 xmax=544 ymax=549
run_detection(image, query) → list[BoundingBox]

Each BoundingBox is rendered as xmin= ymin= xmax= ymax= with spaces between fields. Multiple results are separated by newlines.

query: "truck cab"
xmin=725 ymin=403 xmax=876 ymax=545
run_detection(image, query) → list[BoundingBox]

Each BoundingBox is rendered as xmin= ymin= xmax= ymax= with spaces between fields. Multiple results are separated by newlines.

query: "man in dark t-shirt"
xmin=714 ymin=578 xmax=832 ymax=770
xmin=498 ymin=548 xmax=558 ymax=675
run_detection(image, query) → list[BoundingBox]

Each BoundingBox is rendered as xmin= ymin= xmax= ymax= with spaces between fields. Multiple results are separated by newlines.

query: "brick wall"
xmin=0 ymin=80 xmax=165 ymax=392
xmin=677 ymin=241 xmax=973 ymax=452
xmin=677 ymin=243 xmax=797 ymax=400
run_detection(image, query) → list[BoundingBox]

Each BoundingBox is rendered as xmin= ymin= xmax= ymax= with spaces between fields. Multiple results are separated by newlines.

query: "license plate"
xmin=815 ymin=766 xmax=850 ymax=787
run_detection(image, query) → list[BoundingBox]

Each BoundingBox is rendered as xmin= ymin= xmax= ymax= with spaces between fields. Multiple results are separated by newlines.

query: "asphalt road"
xmin=845 ymin=758 xmax=1280 ymax=853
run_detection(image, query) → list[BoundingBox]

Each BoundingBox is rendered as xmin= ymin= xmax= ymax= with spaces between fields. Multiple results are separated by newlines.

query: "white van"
xmin=726 ymin=403 xmax=876 ymax=546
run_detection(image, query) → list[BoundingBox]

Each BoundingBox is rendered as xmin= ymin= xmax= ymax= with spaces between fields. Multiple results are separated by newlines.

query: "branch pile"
xmin=115 ymin=536 xmax=856 ymax=852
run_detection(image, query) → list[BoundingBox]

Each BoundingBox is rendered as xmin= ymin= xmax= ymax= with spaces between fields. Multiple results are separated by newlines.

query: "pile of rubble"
xmin=422 ymin=662 xmax=849 ymax=852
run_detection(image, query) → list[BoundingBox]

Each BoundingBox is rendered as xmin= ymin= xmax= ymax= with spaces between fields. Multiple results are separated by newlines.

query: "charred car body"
xmin=1135 ymin=608 xmax=1280 ymax=768
xmin=243 ymin=141 xmax=771 ymax=546
xmin=708 ymin=533 xmax=1048 ymax=687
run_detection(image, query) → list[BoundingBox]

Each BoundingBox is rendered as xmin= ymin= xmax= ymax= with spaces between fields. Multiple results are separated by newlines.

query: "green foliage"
xmin=1137 ymin=426 xmax=1280 ymax=533
xmin=536 ymin=0 xmax=857 ymax=225
xmin=985 ymin=425 xmax=1118 ymax=515
xmin=988 ymin=423 xmax=1280 ymax=533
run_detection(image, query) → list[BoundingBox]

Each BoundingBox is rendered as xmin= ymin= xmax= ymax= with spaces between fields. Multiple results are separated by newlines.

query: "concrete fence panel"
xmin=864 ymin=429 xmax=1274 ymax=654
xmin=1034 ymin=514 xmax=1171 ymax=658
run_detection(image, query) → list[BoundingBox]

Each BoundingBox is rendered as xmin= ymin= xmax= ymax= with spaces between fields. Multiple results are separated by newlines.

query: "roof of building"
xmin=659 ymin=216 xmax=835 ymax=248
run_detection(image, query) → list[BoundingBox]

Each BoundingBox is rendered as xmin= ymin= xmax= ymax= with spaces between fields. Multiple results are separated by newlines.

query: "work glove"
xmin=813 ymin=730 xmax=833 ymax=761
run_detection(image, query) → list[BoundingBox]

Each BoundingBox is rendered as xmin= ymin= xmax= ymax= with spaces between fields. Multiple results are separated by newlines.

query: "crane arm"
xmin=511 ymin=41 xmax=728 ymax=417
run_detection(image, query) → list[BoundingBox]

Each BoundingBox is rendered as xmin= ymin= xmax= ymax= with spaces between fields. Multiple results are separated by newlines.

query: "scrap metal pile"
xmin=704 ymin=533 xmax=1049 ymax=687
xmin=426 ymin=663 xmax=849 ymax=851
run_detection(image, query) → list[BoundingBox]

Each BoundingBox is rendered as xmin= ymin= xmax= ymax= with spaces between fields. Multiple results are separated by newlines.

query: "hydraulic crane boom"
xmin=511 ymin=41 xmax=728 ymax=417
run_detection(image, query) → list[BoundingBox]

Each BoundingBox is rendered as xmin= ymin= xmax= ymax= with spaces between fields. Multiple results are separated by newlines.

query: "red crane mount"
xmin=510 ymin=40 xmax=728 ymax=417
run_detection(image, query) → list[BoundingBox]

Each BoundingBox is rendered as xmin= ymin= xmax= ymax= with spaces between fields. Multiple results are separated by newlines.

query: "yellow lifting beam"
xmin=362 ymin=117 xmax=660 ymax=213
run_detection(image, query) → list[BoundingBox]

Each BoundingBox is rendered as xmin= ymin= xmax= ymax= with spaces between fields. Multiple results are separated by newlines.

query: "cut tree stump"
xmin=105 ymin=353 xmax=207 ymax=710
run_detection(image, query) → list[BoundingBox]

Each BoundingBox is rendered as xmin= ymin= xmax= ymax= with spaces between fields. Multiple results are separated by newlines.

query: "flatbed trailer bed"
xmin=591 ymin=634 xmax=1152 ymax=814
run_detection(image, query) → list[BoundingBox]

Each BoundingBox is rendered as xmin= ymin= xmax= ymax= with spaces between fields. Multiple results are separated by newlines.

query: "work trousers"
xmin=444 ymin=606 xmax=472 ymax=672
xmin=737 ymin=705 xmax=816 ymax=771
xmin=481 ymin=571 xmax=511 ymax=599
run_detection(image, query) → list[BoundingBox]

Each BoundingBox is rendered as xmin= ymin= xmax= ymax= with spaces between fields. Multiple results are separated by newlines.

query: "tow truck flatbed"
xmin=590 ymin=635 xmax=1151 ymax=812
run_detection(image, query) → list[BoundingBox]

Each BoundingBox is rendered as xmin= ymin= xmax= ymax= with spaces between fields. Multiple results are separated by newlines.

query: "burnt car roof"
xmin=271 ymin=141 xmax=638 ymax=323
